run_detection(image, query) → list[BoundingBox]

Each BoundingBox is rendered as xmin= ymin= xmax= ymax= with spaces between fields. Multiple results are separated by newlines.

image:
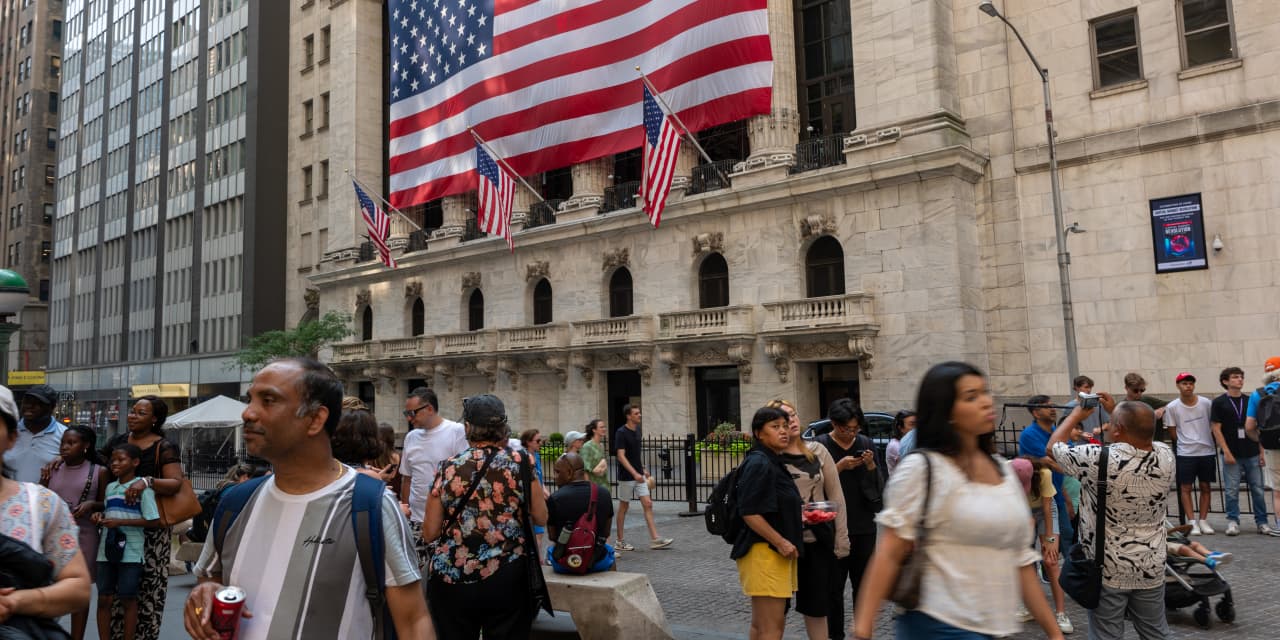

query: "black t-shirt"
xmin=1211 ymin=393 xmax=1258 ymax=459
xmin=101 ymin=433 xmax=182 ymax=480
xmin=731 ymin=446 xmax=803 ymax=560
xmin=547 ymin=481 xmax=614 ymax=557
xmin=614 ymin=425 xmax=644 ymax=476
xmin=817 ymin=433 xmax=882 ymax=536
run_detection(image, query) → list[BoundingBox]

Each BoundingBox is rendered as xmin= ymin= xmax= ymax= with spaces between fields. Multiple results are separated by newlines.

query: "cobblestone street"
xmin=620 ymin=502 xmax=1278 ymax=639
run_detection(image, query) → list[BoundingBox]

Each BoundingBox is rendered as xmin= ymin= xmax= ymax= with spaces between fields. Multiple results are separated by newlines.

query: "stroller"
xmin=1164 ymin=527 xmax=1234 ymax=629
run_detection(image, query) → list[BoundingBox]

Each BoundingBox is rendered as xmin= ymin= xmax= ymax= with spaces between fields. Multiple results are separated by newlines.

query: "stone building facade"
xmin=294 ymin=0 xmax=1280 ymax=435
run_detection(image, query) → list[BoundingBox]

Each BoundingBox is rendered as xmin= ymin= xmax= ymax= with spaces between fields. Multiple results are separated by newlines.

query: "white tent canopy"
xmin=167 ymin=395 xmax=246 ymax=428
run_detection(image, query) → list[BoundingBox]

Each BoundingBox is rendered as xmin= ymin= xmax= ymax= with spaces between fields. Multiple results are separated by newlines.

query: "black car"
xmin=802 ymin=411 xmax=898 ymax=475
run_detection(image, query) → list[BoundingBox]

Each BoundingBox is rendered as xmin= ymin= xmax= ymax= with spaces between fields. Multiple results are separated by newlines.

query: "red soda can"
xmin=210 ymin=586 xmax=247 ymax=639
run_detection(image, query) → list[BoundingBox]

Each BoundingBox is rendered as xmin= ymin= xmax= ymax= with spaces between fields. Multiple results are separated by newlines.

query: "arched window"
xmin=360 ymin=306 xmax=373 ymax=341
xmin=410 ymin=298 xmax=425 ymax=336
xmin=698 ymin=253 xmax=729 ymax=309
xmin=532 ymin=279 xmax=553 ymax=325
xmin=468 ymin=289 xmax=485 ymax=331
xmin=805 ymin=236 xmax=845 ymax=297
xmin=608 ymin=268 xmax=633 ymax=318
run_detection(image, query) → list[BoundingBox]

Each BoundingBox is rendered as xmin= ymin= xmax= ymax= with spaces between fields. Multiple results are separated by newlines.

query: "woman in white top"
xmin=885 ymin=410 xmax=916 ymax=475
xmin=852 ymin=362 xmax=1064 ymax=640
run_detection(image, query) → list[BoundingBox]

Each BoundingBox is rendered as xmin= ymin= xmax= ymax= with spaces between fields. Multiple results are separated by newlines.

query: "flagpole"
xmin=635 ymin=68 xmax=731 ymax=186
xmin=467 ymin=128 xmax=548 ymax=207
xmin=345 ymin=170 xmax=422 ymax=231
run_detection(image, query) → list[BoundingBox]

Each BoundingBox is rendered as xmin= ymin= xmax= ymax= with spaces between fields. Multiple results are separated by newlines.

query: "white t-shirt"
xmin=194 ymin=468 xmax=420 ymax=640
xmin=399 ymin=419 xmax=468 ymax=522
xmin=1164 ymin=396 xmax=1215 ymax=457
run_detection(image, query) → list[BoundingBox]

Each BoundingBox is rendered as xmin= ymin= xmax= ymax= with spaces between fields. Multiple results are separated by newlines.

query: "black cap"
xmin=22 ymin=384 xmax=58 ymax=406
xmin=462 ymin=394 xmax=506 ymax=426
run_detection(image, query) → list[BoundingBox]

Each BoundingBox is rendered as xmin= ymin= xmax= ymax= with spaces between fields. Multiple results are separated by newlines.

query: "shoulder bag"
xmin=1059 ymin=445 xmax=1109 ymax=609
xmin=429 ymin=448 xmax=498 ymax=553
xmin=890 ymin=450 xmax=933 ymax=609
xmin=518 ymin=450 xmax=555 ymax=618
xmin=153 ymin=443 xmax=202 ymax=528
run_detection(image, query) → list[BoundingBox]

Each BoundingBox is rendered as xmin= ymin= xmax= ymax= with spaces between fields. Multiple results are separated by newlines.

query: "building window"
xmin=52 ymin=20 xmax=62 ymax=41
xmin=44 ymin=165 xmax=53 ymax=184
xmin=303 ymin=99 xmax=313 ymax=134
xmin=318 ymin=160 xmax=329 ymax=198
xmin=48 ymin=91 xmax=57 ymax=113
xmin=46 ymin=128 xmax=55 ymax=150
xmin=360 ymin=306 xmax=373 ymax=341
xmin=410 ymin=298 xmax=424 ymax=336
xmin=1090 ymin=11 xmax=1142 ymax=88
xmin=532 ymin=278 xmax=553 ymax=325
xmin=302 ymin=165 xmax=313 ymax=200
xmin=320 ymin=26 xmax=331 ymax=63
xmin=49 ymin=55 xmax=60 ymax=79
xmin=805 ymin=236 xmax=845 ymax=297
xmin=468 ymin=289 xmax=485 ymax=331
xmin=1177 ymin=0 xmax=1236 ymax=68
xmin=303 ymin=35 xmax=315 ymax=69
xmin=320 ymin=92 xmax=330 ymax=129
xmin=698 ymin=253 xmax=730 ymax=309
xmin=795 ymin=0 xmax=855 ymax=136
xmin=608 ymin=268 xmax=633 ymax=318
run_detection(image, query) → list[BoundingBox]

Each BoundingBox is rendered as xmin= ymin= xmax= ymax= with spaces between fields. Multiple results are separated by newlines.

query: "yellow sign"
xmin=7 ymin=371 xmax=46 ymax=385
xmin=130 ymin=384 xmax=191 ymax=398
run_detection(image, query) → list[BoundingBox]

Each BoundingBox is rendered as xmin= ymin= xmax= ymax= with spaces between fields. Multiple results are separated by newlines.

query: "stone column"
xmin=744 ymin=0 xmax=800 ymax=169
xmin=669 ymin=145 xmax=700 ymax=196
xmin=512 ymin=179 xmax=535 ymax=229
xmin=432 ymin=194 xmax=469 ymax=246
xmin=850 ymin=0 xmax=959 ymax=132
xmin=560 ymin=157 xmax=611 ymax=221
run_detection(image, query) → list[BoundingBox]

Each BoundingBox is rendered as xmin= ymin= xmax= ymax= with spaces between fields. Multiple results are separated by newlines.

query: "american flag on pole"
xmin=475 ymin=142 xmax=515 ymax=250
xmin=387 ymin=0 xmax=772 ymax=209
xmin=353 ymin=180 xmax=397 ymax=268
xmin=641 ymin=85 xmax=681 ymax=227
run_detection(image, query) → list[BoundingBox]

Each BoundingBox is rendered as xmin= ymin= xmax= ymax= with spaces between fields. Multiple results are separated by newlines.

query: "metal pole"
xmin=467 ymin=128 xmax=549 ymax=206
xmin=678 ymin=433 xmax=700 ymax=517
xmin=345 ymin=170 xmax=423 ymax=231
xmin=635 ymin=68 xmax=732 ymax=187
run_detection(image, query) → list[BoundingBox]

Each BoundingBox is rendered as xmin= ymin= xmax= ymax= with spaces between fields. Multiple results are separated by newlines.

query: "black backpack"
xmin=704 ymin=465 xmax=745 ymax=544
xmin=1256 ymin=387 xmax=1280 ymax=450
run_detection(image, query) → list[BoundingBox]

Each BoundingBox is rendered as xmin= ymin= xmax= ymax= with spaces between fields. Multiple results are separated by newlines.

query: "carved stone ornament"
xmin=628 ymin=348 xmax=653 ymax=385
xmin=601 ymin=247 xmax=630 ymax=272
xmin=355 ymin=290 xmax=371 ymax=310
xmin=475 ymin=358 xmax=498 ymax=392
xmin=544 ymin=354 xmax=570 ymax=389
xmin=765 ymin=341 xmax=790 ymax=383
xmin=848 ymin=333 xmax=876 ymax=379
xmin=525 ymin=260 xmax=550 ymax=282
xmin=434 ymin=363 xmax=456 ymax=392
xmin=658 ymin=345 xmax=683 ymax=386
xmin=691 ymin=232 xmax=725 ymax=257
xmin=461 ymin=272 xmax=482 ymax=291
xmin=800 ymin=214 xmax=837 ymax=239
xmin=727 ymin=341 xmax=754 ymax=384
xmin=497 ymin=358 xmax=520 ymax=391
xmin=571 ymin=352 xmax=594 ymax=388
xmin=405 ymin=281 xmax=423 ymax=300
xmin=414 ymin=362 xmax=435 ymax=379
xmin=304 ymin=288 xmax=320 ymax=311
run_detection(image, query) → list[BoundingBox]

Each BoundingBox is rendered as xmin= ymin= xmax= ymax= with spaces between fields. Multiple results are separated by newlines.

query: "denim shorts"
xmin=97 ymin=561 xmax=143 ymax=598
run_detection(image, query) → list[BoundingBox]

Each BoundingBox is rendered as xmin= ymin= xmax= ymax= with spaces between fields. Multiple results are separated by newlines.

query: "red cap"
xmin=1266 ymin=357 xmax=1280 ymax=373
xmin=1175 ymin=372 xmax=1196 ymax=383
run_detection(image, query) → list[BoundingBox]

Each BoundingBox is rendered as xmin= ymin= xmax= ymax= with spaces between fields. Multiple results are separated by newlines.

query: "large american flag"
xmin=640 ymin=85 xmax=681 ymax=227
xmin=353 ymin=180 xmax=397 ymax=268
xmin=475 ymin=142 xmax=515 ymax=250
xmin=387 ymin=0 xmax=772 ymax=209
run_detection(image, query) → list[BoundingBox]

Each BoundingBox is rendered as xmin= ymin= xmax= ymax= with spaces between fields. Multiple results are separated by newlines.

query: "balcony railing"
xmin=525 ymin=199 xmax=562 ymax=229
xmin=436 ymin=330 xmax=495 ymax=355
xmin=570 ymin=316 xmax=655 ymax=346
xmin=381 ymin=336 xmax=433 ymax=359
xmin=357 ymin=241 xmax=375 ymax=262
xmin=790 ymin=133 xmax=848 ymax=174
xmin=461 ymin=217 xmax=485 ymax=241
xmin=601 ymin=182 xmax=640 ymax=213
xmin=497 ymin=324 xmax=569 ymax=351
xmin=332 ymin=341 xmax=380 ymax=363
xmin=761 ymin=293 xmax=876 ymax=332
xmin=657 ymin=305 xmax=755 ymax=339
xmin=687 ymin=160 xmax=735 ymax=195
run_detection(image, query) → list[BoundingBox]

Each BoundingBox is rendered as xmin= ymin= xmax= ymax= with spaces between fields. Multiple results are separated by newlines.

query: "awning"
xmin=130 ymin=383 xmax=191 ymax=398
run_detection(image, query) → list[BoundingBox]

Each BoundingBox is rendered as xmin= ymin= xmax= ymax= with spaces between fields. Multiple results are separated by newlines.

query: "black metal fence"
xmin=687 ymin=160 xmax=735 ymax=195
xmin=790 ymin=133 xmax=848 ymax=174
xmin=461 ymin=217 xmax=484 ymax=241
xmin=525 ymin=199 xmax=561 ymax=229
xmin=601 ymin=182 xmax=640 ymax=213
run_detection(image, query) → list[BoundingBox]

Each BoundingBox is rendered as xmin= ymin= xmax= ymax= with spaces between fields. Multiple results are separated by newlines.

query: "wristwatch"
xmin=1046 ymin=536 xmax=1057 ymax=544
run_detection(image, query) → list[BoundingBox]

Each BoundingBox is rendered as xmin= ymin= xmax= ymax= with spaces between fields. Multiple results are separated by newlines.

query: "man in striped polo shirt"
xmin=183 ymin=357 xmax=432 ymax=640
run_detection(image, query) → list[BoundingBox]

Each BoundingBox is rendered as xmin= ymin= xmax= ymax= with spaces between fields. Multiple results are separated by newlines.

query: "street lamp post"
xmin=980 ymin=1 xmax=1080 ymax=382
xmin=0 ymin=269 xmax=30 ymax=386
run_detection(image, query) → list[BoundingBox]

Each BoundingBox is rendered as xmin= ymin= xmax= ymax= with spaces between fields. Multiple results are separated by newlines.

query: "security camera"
xmin=1212 ymin=234 xmax=1224 ymax=252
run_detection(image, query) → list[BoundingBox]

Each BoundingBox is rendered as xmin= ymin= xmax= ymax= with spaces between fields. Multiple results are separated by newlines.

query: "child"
xmin=1011 ymin=457 xmax=1072 ymax=631
xmin=92 ymin=443 xmax=160 ymax=640
xmin=1167 ymin=524 xmax=1233 ymax=569
xmin=39 ymin=425 xmax=107 ymax=640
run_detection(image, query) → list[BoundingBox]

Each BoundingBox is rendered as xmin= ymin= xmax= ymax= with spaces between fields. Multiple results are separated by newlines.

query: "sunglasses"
xmin=403 ymin=405 xmax=429 ymax=418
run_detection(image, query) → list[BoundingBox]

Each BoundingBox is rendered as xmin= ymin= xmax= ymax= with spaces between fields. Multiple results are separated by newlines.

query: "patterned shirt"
xmin=1051 ymin=441 xmax=1175 ymax=589
xmin=1 ymin=482 xmax=80 ymax=574
xmin=428 ymin=446 xmax=531 ymax=584
xmin=98 ymin=481 xmax=159 ymax=563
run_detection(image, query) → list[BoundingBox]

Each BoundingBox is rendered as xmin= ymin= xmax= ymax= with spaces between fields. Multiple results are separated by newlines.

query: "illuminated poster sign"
xmin=1149 ymin=194 xmax=1208 ymax=273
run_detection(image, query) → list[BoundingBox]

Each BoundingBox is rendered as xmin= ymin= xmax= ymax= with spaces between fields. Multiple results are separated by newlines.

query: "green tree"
xmin=233 ymin=312 xmax=353 ymax=371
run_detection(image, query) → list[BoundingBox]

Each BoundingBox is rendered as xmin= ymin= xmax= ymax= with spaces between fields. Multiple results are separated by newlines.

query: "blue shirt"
xmin=98 ymin=481 xmax=159 ymax=564
xmin=3 ymin=419 xmax=65 ymax=483
xmin=1019 ymin=422 xmax=1065 ymax=493
xmin=1247 ymin=382 xmax=1280 ymax=418
xmin=897 ymin=428 xmax=917 ymax=459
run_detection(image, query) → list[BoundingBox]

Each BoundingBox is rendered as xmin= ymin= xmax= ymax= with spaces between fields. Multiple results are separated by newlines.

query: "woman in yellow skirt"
xmin=731 ymin=406 xmax=804 ymax=640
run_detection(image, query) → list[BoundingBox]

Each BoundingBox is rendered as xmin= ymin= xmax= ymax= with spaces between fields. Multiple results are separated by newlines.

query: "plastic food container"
xmin=802 ymin=501 xmax=839 ymax=524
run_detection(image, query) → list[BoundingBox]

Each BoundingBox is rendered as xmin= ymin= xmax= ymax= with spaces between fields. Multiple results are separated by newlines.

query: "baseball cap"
xmin=22 ymin=384 xmax=58 ymax=406
xmin=461 ymin=394 xmax=506 ymax=427
xmin=1175 ymin=372 xmax=1196 ymax=383
xmin=564 ymin=430 xmax=586 ymax=447
xmin=1266 ymin=357 xmax=1280 ymax=373
xmin=0 ymin=385 xmax=18 ymax=431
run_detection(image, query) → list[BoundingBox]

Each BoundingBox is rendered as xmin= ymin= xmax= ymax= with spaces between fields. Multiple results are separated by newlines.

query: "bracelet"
xmin=144 ymin=476 xmax=154 ymax=489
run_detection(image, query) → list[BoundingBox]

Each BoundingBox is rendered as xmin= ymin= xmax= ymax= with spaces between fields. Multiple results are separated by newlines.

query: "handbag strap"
xmin=912 ymin=451 xmax=933 ymax=547
xmin=1092 ymin=446 xmax=1109 ymax=569
xmin=438 ymin=448 xmax=498 ymax=538
xmin=75 ymin=463 xmax=96 ymax=508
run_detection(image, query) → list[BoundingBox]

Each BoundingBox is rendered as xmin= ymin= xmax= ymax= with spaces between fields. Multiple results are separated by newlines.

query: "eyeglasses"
xmin=403 ymin=405 xmax=429 ymax=418
xmin=834 ymin=422 xmax=858 ymax=431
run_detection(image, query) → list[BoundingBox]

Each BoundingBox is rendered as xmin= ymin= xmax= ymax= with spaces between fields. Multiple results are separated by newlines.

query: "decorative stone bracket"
xmin=628 ymin=348 xmax=653 ymax=385
xmin=304 ymin=288 xmax=319 ymax=312
xmin=658 ymin=340 xmax=754 ymax=385
xmin=405 ymin=281 xmax=423 ymax=300
xmin=544 ymin=354 xmax=570 ymax=389
xmin=461 ymin=272 xmax=482 ymax=291
xmin=764 ymin=332 xmax=876 ymax=382
xmin=800 ymin=214 xmax=837 ymax=239
xmin=765 ymin=341 xmax=791 ymax=383
xmin=690 ymin=232 xmax=724 ymax=257
xmin=602 ymin=248 xmax=630 ymax=272
xmin=497 ymin=357 xmax=519 ymax=390
xmin=474 ymin=358 xmax=498 ymax=391
xmin=435 ymin=363 xmax=455 ymax=392
xmin=361 ymin=366 xmax=397 ymax=395
xmin=571 ymin=352 xmax=594 ymax=388
xmin=355 ymin=290 xmax=371 ymax=310
xmin=525 ymin=260 xmax=550 ymax=282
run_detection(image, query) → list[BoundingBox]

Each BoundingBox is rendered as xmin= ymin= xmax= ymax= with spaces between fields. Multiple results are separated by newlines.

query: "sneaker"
xmin=1225 ymin=521 xmax=1240 ymax=536
xmin=1206 ymin=552 xmax=1233 ymax=567
xmin=1016 ymin=606 xmax=1033 ymax=622
xmin=1259 ymin=523 xmax=1280 ymax=536
xmin=1056 ymin=611 xmax=1075 ymax=634
xmin=1199 ymin=519 xmax=1215 ymax=535
xmin=1190 ymin=521 xmax=1202 ymax=536
xmin=649 ymin=537 xmax=674 ymax=550
xmin=615 ymin=540 xmax=636 ymax=551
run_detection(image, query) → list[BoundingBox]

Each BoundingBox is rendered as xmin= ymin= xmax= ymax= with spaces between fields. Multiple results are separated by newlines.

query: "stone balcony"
xmin=657 ymin=306 xmax=755 ymax=340
xmin=761 ymin=293 xmax=876 ymax=333
xmin=380 ymin=336 xmax=434 ymax=359
xmin=332 ymin=341 xmax=382 ymax=363
xmin=759 ymin=293 xmax=881 ymax=383
xmin=496 ymin=324 xmax=570 ymax=351
xmin=436 ymin=330 xmax=498 ymax=356
xmin=569 ymin=316 xmax=655 ymax=347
